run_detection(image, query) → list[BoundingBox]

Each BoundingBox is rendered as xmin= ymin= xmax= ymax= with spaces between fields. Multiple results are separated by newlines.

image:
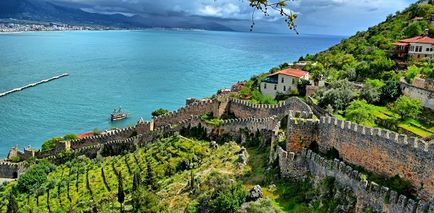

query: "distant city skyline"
xmin=50 ymin=0 xmax=418 ymax=35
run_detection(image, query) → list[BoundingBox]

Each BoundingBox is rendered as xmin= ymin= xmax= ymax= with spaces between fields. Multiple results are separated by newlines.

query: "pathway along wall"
xmin=286 ymin=116 xmax=434 ymax=200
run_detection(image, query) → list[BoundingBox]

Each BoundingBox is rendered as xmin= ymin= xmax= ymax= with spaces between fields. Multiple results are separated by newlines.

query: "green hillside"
xmin=298 ymin=1 xmax=434 ymax=138
xmin=0 ymin=135 xmax=361 ymax=213
xmin=0 ymin=137 xmax=249 ymax=212
xmin=303 ymin=1 xmax=434 ymax=81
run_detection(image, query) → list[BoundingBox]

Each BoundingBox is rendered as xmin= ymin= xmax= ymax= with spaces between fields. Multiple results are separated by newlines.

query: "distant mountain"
xmin=0 ymin=0 xmax=234 ymax=31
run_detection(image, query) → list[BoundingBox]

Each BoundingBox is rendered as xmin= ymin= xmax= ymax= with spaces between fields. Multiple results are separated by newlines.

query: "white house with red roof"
xmin=260 ymin=68 xmax=310 ymax=98
xmin=394 ymin=36 xmax=434 ymax=59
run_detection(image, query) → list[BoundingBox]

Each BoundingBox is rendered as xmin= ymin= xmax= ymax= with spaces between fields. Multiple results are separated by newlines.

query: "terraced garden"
xmin=0 ymin=137 xmax=245 ymax=212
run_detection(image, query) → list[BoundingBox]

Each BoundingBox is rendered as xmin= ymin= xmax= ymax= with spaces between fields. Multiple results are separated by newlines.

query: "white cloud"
xmin=52 ymin=0 xmax=418 ymax=35
xmin=197 ymin=3 xmax=244 ymax=18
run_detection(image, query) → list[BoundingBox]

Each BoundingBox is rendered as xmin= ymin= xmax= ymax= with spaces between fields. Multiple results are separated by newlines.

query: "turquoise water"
xmin=0 ymin=30 xmax=343 ymax=158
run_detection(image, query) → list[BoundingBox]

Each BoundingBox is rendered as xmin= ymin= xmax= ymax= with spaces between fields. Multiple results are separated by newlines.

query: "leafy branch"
xmin=248 ymin=0 xmax=298 ymax=33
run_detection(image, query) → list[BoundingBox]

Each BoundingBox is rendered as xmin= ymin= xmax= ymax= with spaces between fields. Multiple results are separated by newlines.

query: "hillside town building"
xmin=394 ymin=36 xmax=434 ymax=59
xmin=260 ymin=68 xmax=310 ymax=98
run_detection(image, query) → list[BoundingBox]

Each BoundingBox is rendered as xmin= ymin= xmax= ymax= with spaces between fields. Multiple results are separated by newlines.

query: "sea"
xmin=0 ymin=30 xmax=344 ymax=158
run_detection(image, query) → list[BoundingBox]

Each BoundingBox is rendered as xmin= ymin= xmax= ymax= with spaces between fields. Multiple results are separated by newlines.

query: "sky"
xmin=54 ymin=0 xmax=418 ymax=36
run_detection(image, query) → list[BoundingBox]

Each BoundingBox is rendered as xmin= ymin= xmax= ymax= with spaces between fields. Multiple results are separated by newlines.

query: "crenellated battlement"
xmin=277 ymin=147 xmax=434 ymax=212
xmin=153 ymin=99 xmax=216 ymax=128
xmin=69 ymin=125 xmax=137 ymax=148
xmin=228 ymin=97 xmax=312 ymax=119
xmin=287 ymin=113 xmax=434 ymax=200
xmin=318 ymin=116 xmax=431 ymax=154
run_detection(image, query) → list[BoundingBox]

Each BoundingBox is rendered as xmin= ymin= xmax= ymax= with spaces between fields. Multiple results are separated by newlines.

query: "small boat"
xmin=110 ymin=107 xmax=129 ymax=121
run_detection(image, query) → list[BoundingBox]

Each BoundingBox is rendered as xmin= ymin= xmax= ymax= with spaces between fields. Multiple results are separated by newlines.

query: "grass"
xmin=242 ymin=146 xmax=316 ymax=213
xmin=200 ymin=114 xmax=224 ymax=127
xmin=337 ymin=104 xmax=433 ymax=138
xmin=399 ymin=119 xmax=433 ymax=138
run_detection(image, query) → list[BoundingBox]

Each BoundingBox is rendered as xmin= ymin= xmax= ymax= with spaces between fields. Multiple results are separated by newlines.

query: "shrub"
xmin=318 ymin=79 xmax=355 ymax=110
xmin=210 ymin=183 xmax=246 ymax=212
xmin=200 ymin=113 xmax=223 ymax=127
xmin=380 ymin=80 xmax=401 ymax=104
xmin=197 ymin=172 xmax=247 ymax=212
xmin=345 ymin=100 xmax=376 ymax=126
xmin=151 ymin=108 xmax=169 ymax=117
xmin=360 ymin=83 xmax=381 ymax=104
xmin=390 ymin=96 xmax=422 ymax=120
xmin=16 ymin=160 xmax=55 ymax=193
xmin=405 ymin=65 xmax=420 ymax=83
xmin=241 ymin=198 xmax=280 ymax=213
xmin=63 ymin=134 xmax=78 ymax=141
xmin=92 ymin=128 xmax=102 ymax=135
xmin=251 ymin=90 xmax=277 ymax=104
xmin=9 ymin=156 xmax=20 ymax=163
xmin=41 ymin=137 xmax=63 ymax=152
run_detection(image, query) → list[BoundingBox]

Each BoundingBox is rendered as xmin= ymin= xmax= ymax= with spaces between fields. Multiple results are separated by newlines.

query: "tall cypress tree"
xmin=132 ymin=172 xmax=141 ymax=192
xmin=6 ymin=193 xmax=18 ymax=213
xmin=132 ymin=171 xmax=141 ymax=212
xmin=117 ymin=173 xmax=125 ymax=213
xmin=145 ymin=160 xmax=157 ymax=190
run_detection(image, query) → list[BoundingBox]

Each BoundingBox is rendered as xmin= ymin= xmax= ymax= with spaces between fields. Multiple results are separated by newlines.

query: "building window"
xmin=427 ymin=48 xmax=430 ymax=52
xmin=431 ymin=48 xmax=433 ymax=52
xmin=281 ymin=78 xmax=284 ymax=83
xmin=274 ymin=85 xmax=277 ymax=90
xmin=283 ymin=86 xmax=286 ymax=91
xmin=264 ymin=83 xmax=266 ymax=89
xmin=292 ymin=79 xmax=295 ymax=84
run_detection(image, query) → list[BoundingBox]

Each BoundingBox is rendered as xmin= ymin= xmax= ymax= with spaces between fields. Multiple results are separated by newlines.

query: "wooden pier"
xmin=0 ymin=73 xmax=69 ymax=97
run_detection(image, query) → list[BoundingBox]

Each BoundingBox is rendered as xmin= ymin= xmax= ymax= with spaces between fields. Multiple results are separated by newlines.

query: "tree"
xmin=403 ymin=21 xmax=425 ymax=37
xmin=318 ymin=79 xmax=355 ymax=110
xmin=16 ymin=160 xmax=55 ymax=193
xmin=345 ymin=100 xmax=376 ymax=126
xmin=416 ymin=4 xmax=434 ymax=17
xmin=360 ymin=84 xmax=381 ymax=104
xmin=304 ymin=62 xmax=325 ymax=85
xmin=131 ymin=187 xmax=162 ymax=212
xmin=405 ymin=65 xmax=420 ymax=83
xmin=390 ymin=96 xmax=422 ymax=120
xmin=6 ymin=193 xmax=18 ymax=213
xmin=41 ymin=137 xmax=63 ymax=152
xmin=132 ymin=172 xmax=141 ymax=212
xmin=380 ymin=80 xmax=401 ymax=104
xmin=132 ymin=172 xmax=141 ymax=192
xmin=145 ymin=160 xmax=157 ymax=190
xmin=151 ymin=108 xmax=169 ymax=117
xmin=117 ymin=173 xmax=125 ymax=213
xmin=248 ymin=0 xmax=298 ymax=32
xmin=63 ymin=134 xmax=78 ymax=141
xmin=211 ymin=183 xmax=247 ymax=212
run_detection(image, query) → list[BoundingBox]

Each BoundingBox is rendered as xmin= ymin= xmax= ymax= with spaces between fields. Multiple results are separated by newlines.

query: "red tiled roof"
xmin=397 ymin=36 xmax=434 ymax=45
xmin=393 ymin=42 xmax=409 ymax=46
xmin=269 ymin=68 xmax=309 ymax=78
xmin=78 ymin=132 xmax=94 ymax=139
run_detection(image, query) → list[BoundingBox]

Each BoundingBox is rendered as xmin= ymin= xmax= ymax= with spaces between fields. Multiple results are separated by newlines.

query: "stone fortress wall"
xmin=277 ymin=147 xmax=434 ymax=213
xmin=286 ymin=115 xmax=434 ymax=200
xmin=2 ymin=95 xmax=434 ymax=207
xmin=400 ymin=78 xmax=434 ymax=110
xmin=229 ymin=97 xmax=312 ymax=119
xmin=1 ymin=97 xmax=308 ymax=177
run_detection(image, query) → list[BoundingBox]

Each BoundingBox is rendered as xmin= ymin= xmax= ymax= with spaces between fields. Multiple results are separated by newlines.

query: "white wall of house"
xmin=408 ymin=43 xmax=434 ymax=58
xmin=260 ymin=74 xmax=309 ymax=98
xmin=260 ymin=82 xmax=278 ymax=97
